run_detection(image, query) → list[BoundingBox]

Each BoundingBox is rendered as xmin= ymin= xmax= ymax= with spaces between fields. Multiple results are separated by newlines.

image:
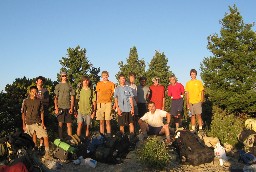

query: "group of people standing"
xmin=21 ymin=68 xmax=204 ymax=158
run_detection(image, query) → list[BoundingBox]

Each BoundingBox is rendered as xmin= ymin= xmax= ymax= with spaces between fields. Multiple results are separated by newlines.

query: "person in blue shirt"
xmin=114 ymin=74 xmax=135 ymax=135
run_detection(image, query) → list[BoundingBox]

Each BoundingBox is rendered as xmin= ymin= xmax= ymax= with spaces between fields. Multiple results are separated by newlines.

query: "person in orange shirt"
xmin=96 ymin=71 xmax=115 ymax=137
xmin=185 ymin=69 xmax=204 ymax=132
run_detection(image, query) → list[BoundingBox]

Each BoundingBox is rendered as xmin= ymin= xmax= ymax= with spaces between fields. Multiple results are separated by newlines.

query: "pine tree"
xmin=200 ymin=5 xmax=256 ymax=115
xmin=116 ymin=46 xmax=146 ymax=83
xmin=146 ymin=50 xmax=174 ymax=111
xmin=59 ymin=45 xmax=100 ymax=89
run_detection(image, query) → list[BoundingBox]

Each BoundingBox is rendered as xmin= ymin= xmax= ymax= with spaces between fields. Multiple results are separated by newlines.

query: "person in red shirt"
xmin=149 ymin=77 xmax=165 ymax=110
xmin=167 ymin=75 xmax=184 ymax=130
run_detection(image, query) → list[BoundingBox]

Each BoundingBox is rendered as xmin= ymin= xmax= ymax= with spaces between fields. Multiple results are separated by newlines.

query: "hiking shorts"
xmin=77 ymin=113 xmax=91 ymax=126
xmin=118 ymin=112 xmax=134 ymax=126
xmin=148 ymin=125 xmax=163 ymax=135
xmin=57 ymin=109 xmax=73 ymax=123
xmin=96 ymin=102 xmax=112 ymax=120
xmin=170 ymin=98 xmax=183 ymax=117
xmin=189 ymin=102 xmax=202 ymax=115
xmin=26 ymin=123 xmax=48 ymax=138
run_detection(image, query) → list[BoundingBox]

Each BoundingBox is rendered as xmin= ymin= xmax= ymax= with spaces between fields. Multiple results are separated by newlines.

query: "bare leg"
xmin=106 ymin=120 xmax=111 ymax=134
xmin=67 ymin=123 xmax=72 ymax=136
xmin=120 ymin=126 xmax=124 ymax=134
xmin=77 ymin=123 xmax=83 ymax=136
xmin=100 ymin=120 xmax=105 ymax=134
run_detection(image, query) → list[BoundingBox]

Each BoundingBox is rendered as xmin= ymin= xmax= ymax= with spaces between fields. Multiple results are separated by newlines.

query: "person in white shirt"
xmin=138 ymin=101 xmax=171 ymax=143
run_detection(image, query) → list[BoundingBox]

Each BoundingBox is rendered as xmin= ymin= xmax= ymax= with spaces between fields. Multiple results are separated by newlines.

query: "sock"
xmin=192 ymin=126 xmax=196 ymax=130
xmin=199 ymin=126 xmax=203 ymax=130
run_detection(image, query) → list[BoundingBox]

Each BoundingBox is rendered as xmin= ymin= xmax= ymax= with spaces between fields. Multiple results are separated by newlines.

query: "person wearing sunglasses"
xmin=54 ymin=71 xmax=75 ymax=139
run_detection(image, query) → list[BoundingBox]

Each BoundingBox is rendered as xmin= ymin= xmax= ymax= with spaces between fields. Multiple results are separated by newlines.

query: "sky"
xmin=0 ymin=0 xmax=255 ymax=92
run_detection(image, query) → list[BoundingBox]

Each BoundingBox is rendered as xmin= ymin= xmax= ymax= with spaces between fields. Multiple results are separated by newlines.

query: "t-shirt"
xmin=114 ymin=85 xmax=134 ymax=112
xmin=22 ymin=98 xmax=43 ymax=125
xmin=149 ymin=84 xmax=165 ymax=109
xmin=127 ymin=82 xmax=137 ymax=106
xmin=54 ymin=82 xmax=75 ymax=109
xmin=37 ymin=88 xmax=49 ymax=110
xmin=78 ymin=88 xmax=96 ymax=115
xmin=167 ymin=82 xmax=184 ymax=100
xmin=137 ymin=85 xmax=150 ymax=104
xmin=96 ymin=81 xmax=115 ymax=103
xmin=140 ymin=109 xmax=167 ymax=127
xmin=185 ymin=79 xmax=204 ymax=104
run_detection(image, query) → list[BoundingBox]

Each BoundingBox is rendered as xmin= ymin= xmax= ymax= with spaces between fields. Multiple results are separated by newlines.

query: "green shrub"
xmin=137 ymin=136 xmax=170 ymax=169
xmin=207 ymin=106 xmax=244 ymax=147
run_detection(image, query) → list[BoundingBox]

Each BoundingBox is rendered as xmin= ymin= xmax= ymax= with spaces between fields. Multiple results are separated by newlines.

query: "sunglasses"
xmin=61 ymin=75 xmax=67 ymax=77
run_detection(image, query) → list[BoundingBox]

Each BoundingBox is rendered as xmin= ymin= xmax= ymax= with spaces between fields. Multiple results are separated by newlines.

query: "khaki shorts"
xmin=96 ymin=102 xmax=112 ymax=120
xmin=26 ymin=123 xmax=48 ymax=138
xmin=189 ymin=102 xmax=202 ymax=115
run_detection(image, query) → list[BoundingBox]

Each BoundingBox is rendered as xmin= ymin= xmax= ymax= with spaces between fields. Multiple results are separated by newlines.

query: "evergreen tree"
xmin=0 ymin=77 xmax=56 ymax=138
xmin=146 ymin=50 xmax=174 ymax=111
xmin=59 ymin=45 xmax=100 ymax=89
xmin=200 ymin=5 xmax=256 ymax=115
xmin=116 ymin=46 xmax=146 ymax=83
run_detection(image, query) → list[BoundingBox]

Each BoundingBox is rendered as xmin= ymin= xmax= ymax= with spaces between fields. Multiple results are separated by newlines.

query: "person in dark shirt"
xmin=22 ymin=86 xmax=50 ymax=159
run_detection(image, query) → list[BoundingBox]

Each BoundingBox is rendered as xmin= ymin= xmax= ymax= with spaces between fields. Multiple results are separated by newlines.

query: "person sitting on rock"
xmin=138 ymin=101 xmax=172 ymax=144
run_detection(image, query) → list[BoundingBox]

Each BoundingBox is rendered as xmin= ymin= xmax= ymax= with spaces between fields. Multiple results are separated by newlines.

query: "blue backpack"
xmin=239 ymin=150 xmax=256 ymax=165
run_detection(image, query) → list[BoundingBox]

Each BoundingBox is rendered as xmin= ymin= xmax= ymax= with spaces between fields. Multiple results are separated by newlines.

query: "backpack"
xmin=239 ymin=150 xmax=256 ymax=165
xmin=174 ymin=130 xmax=214 ymax=166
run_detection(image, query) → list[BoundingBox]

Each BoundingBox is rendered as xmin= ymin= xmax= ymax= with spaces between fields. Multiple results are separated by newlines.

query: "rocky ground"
xmin=42 ymin=147 xmax=250 ymax=172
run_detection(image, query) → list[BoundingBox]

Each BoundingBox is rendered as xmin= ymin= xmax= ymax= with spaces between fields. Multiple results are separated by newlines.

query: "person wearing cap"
xmin=167 ymin=75 xmax=184 ymax=130
xmin=137 ymin=76 xmax=150 ymax=117
xmin=185 ymin=69 xmax=204 ymax=132
xmin=149 ymin=77 xmax=165 ymax=110
xmin=54 ymin=71 xmax=75 ymax=139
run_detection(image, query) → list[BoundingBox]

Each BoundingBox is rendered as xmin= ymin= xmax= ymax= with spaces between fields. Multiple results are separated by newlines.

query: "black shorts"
xmin=57 ymin=109 xmax=73 ymax=123
xmin=137 ymin=103 xmax=148 ymax=117
xmin=148 ymin=125 xmax=163 ymax=135
xmin=118 ymin=112 xmax=134 ymax=126
xmin=170 ymin=99 xmax=183 ymax=117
